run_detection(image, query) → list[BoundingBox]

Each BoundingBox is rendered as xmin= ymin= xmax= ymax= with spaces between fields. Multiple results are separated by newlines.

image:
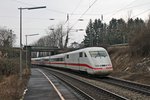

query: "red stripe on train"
xmin=45 ymin=62 xmax=112 ymax=70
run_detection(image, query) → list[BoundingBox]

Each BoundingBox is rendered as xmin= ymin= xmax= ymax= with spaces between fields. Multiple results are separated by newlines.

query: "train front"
xmin=89 ymin=50 xmax=113 ymax=76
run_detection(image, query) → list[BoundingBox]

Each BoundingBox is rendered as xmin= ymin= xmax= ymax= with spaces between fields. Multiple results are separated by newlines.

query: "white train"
xmin=31 ymin=47 xmax=113 ymax=76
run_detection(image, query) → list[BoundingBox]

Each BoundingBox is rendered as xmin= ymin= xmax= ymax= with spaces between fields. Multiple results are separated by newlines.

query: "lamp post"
xmin=25 ymin=34 xmax=39 ymax=69
xmin=18 ymin=6 xmax=46 ymax=80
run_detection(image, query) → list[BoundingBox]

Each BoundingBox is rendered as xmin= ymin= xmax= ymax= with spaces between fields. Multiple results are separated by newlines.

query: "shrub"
xmin=0 ymin=58 xmax=19 ymax=76
xmin=0 ymin=47 xmax=30 ymax=100
xmin=129 ymin=26 xmax=150 ymax=56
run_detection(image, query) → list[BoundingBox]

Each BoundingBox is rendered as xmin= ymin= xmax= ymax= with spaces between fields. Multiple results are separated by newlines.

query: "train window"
xmin=56 ymin=58 xmax=59 ymax=61
xmin=53 ymin=58 xmax=64 ymax=61
xmin=89 ymin=51 xmax=107 ymax=58
xmin=44 ymin=59 xmax=49 ymax=61
xmin=52 ymin=59 xmax=55 ymax=61
xmin=51 ymin=58 xmax=53 ymax=61
xmin=84 ymin=53 xmax=87 ymax=57
xmin=79 ymin=52 xmax=83 ymax=57
xmin=67 ymin=55 xmax=69 ymax=58
xmin=60 ymin=58 xmax=64 ymax=61
xmin=58 ymin=58 xmax=63 ymax=61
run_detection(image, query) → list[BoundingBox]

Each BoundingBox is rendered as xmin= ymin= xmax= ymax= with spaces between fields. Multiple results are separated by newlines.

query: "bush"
xmin=0 ymin=58 xmax=19 ymax=76
xmin=0 ymin=47 xmax=27 ymax=76
xmin=0 ymin=48 xmax=20 ymax=58
xmin=129 ymin=26 xmax=150 ymax=56
xmin=0 ymin=47 xmax=30 ymax=100
xmin=0 ymin=69 xmax=30 ymax=100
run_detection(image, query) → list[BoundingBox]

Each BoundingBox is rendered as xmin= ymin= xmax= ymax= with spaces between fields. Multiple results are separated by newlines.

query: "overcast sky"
xmin=0 ymin=0 xmax=150 ymax=46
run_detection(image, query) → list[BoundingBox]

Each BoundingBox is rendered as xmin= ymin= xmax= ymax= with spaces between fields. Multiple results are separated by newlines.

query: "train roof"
xmin=65 ymin=47 xmax=106 ymax=54
xmin=32 ymin=47 xmax=106 ymax=59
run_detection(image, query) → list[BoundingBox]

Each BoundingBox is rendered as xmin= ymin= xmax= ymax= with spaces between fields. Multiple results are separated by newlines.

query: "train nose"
xmin=93 ymin=67 xmax=113 ymax=76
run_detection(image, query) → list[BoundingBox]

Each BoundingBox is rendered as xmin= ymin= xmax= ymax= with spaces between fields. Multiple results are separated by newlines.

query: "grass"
xmin=0 ymin=57 xmax=30 ymax=100
xmin=0 ymin=68 xmax=30 ymax=100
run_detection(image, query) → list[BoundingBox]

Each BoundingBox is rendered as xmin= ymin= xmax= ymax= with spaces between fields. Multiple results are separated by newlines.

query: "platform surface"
xmin=24 ymin=68 xmax=78 ymax=100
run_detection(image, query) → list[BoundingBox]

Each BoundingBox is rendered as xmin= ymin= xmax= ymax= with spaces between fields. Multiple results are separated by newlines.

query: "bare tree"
xmin=0 ymin=27 xmax=15 ymax=47
xmin=64 ymin=29 xmax=69 ymax=48
xmin=126 ymin=10 xmax=133 ymax=21
xmin=33 ymin=24 xmax=68 ymax=48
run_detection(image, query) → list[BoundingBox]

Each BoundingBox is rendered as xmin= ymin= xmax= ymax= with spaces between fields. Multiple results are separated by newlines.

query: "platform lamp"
xmin=18 ymin=6 xmax=46 ymax=80
xmin=25 ymin=34 xmax=39 ymax=69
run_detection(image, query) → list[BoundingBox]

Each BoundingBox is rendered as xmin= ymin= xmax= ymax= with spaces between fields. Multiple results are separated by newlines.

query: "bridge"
xmin=30 ymin=46 xmax=62 ymax=52
xmin=25 ymin=46 xmax=78 ymax=66
xmin=25 ymin=46 xmax=60 ymax=66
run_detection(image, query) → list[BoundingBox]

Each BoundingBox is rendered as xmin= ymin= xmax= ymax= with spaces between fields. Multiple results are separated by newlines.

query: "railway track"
xmin=99 ymin=76 xmax=150 ymax=96
xmin=42 ymin=66 xmax=150 ymax=96
xmin=42 ymin=68 xmax=128 ymax=100
xmin=40 ymin=67 xmax=150 ymax=100
xmin=73 ymin=71 xmax=150 ymax=97
xmin=46 ymin=67 xmax=150 ymax=96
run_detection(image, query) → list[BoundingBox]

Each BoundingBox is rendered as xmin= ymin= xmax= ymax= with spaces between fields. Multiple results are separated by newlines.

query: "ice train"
xmin=31 ymin=47 xmax=113 ymax=76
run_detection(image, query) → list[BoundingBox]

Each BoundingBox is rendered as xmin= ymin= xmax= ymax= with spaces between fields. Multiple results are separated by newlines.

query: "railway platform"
xmin=24 ymin=68 xmax=78 ymax=100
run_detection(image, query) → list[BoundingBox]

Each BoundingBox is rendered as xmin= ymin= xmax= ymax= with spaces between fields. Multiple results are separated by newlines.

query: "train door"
xmin=65 ymin=54 xmax=70 ymax=69
xmin=78 ymin=52 xmax=83 ymax=71
xmin=64 ymin=55 xmax=67 ymax=68
xmin=49 ymin=56 xmax=51 ymax=66
xmin=78 ymin=52 xmax=88 ymax=71
xmin=78 ymin=54 xmax=80 ymax=71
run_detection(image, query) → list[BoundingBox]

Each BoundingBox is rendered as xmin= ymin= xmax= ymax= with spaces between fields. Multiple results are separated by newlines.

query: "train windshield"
xmin=89 ymin=51 xmax=107 ymax=58
xmin=89 ymin=51 xmax=111 ymax=68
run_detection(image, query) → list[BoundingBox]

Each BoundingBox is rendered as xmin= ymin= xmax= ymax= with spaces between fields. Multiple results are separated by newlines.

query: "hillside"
xmin=108 ymin=46 xmax=150 ymax=85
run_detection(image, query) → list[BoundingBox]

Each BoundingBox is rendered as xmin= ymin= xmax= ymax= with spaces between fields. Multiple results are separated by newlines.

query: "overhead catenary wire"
xmin=78 ymin=0 xmax=98 ymax=21
xmin=70 ymin=0 xmax=98 ymax=29
xmin=131 ymin=9 xmax=150 ymax=18
xmin=70 ymin=0 xmax=83 ymax=18
xmin=62 ymin=1 xmax=150 ymax=17
xmin=6 ymin=0 xmax=150 ymax=31
xmin=102 ymin=1 xmax=150 ymax=22
xmin=63 ymin=0 xmax=83 ymax=25
xmin=105 ymin=0 xmax=139 ymax=20
xmin=10 ymin=0 xmax=66 ymax=14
